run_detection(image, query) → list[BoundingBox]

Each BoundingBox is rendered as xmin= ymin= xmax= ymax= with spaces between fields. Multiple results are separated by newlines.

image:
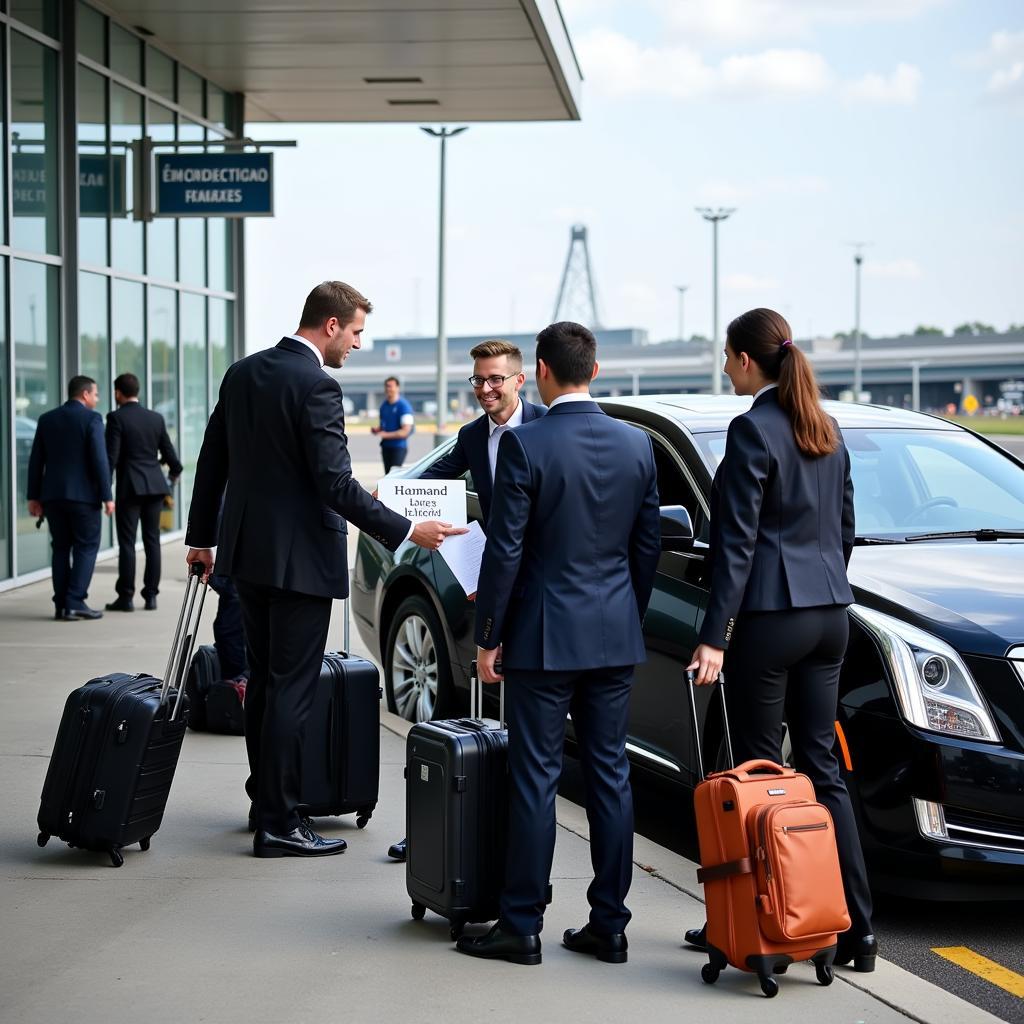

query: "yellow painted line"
xmin=932 ymin=946 xmax=1024 ymax=998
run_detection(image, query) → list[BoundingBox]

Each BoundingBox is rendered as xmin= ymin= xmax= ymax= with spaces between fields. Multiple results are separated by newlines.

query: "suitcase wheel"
xmin=815 ymin=962 xmax=834 ymax=987
xmin=139 ymin=836 xmax=151 ymax=852
xmin=410 ymin=903 xmax=426 ymax=921
xmin=109 ymin=848 xmax=124 ymax=868
xmin=758 ymin=974 xmax=779 ymax=998
xmin=36 ymin=832 xmax=50 ymax=848
xmin=700 ymin=963 xmax=720 ymax=985
xmin=356 ymin=813 xmax=370 ymax=830
xmin=449 ymin=921 xmax=465 ymax=941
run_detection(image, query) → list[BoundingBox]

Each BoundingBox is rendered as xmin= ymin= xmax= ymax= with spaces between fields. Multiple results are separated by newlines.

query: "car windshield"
xmin=693 ymin=427 xmax=1024 ymax=539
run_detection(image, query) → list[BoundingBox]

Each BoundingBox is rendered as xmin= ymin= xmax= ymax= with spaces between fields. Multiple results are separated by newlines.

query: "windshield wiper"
xmin=853 ymin=536 xmax=903 ymax=545
xmin=905 ymin=528 xmax=1024 ymax=543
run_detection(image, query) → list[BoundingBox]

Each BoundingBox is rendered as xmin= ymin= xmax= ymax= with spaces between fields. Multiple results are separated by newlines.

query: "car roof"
xmin=597 ymin=394 xmax=962 ymax=434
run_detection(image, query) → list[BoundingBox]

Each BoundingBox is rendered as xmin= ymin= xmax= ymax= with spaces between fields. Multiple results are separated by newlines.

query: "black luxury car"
xmin=352 ymin=395 xmax=1024 ymax=897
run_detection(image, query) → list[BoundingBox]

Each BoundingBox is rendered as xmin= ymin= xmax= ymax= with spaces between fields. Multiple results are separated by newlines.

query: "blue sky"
xmin=245 ymin=0 xmax=1023 ymax=350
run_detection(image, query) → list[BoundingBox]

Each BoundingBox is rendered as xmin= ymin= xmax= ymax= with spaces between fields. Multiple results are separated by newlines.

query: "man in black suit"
xmin=385 ymin=337 xmax=546 ymax=862
xmin=105 ymin=372 xmax=183 ymax=612
xmin=186 ymin=281 xmax=464 ymax=859
xmin=27 ymin=376 xmax=115 ymax=621
xmin=456 ymin=322 xmax=661 ymax=966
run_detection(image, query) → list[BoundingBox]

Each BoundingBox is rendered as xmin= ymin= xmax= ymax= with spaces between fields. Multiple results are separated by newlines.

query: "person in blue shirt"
xmin=373 ymin=376 xmax=415 ymax=472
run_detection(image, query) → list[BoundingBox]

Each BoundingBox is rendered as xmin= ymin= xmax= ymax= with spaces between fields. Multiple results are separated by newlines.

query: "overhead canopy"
xmin=100 ymin=0 xmax=582 ymax=122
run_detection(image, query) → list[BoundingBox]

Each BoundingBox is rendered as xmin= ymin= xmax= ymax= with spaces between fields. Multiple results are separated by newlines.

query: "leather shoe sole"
xmin=253 ymin=835 xmax=346 ymax=858
xmin=455 ymin=928 xmax=542 ymax=966
xmin=562 ymin=926 xmax=628 ymax=964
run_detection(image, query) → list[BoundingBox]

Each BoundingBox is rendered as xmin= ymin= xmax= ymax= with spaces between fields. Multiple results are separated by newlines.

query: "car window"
xmin=648 ymin=434 xmax=709 ymax=543
xmin=462 ymin=468 xmax=475 ymax=494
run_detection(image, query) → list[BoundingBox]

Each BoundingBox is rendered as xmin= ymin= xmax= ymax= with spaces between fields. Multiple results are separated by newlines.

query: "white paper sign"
xmin=438 ymin=520 xmax=486 ymax=597
xmin=377 ymin=478 xmax=467 ymax=527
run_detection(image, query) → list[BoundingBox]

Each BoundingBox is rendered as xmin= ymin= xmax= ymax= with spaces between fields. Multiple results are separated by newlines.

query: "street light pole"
xmin=847 ymin=241 xmax=869 ymax=402
xmin=421 ymin=125 xmax=467 ymax=445
xmin=676 ymin=284 xmax=688 ymax=343
xmin=696 ymin=207 xmax=735 ymax=395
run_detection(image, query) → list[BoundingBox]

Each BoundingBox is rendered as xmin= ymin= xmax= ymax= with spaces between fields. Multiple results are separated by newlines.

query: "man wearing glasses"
xmin=386 ymin=337 xmax=545 ymax=861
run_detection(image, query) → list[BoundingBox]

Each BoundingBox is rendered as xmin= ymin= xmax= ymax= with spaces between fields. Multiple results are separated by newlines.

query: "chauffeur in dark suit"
xmin=686 ymin=307 xmax=877 ymax=973
xmin=27 ymin=375 xmax=115 ymax=621
xmin=186 ymin=281 xmax=464 ymax=859
xmin=456 ymin=322 xmax=661 ymax=966
xmin=385 ymin=337 xmax=545 ymax=863
xmin=105 ymin=372 xmax=183 ymax=612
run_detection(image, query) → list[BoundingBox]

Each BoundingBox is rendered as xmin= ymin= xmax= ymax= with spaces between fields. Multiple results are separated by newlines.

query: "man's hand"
xmin=370 ymin=426 xmax=381 ymax=435
xmin=477 ymin=645 xmax=503 ymax=684
xmin=186 ymin=547 xmax=215 ymax=583
xmin=687 ymin=643 xmax=724 ymax=686
xmin=27 ymin=499 xmax=43 ymax=518
xmin=410 ymin=520 xmax=468 ymax=550
xmin=103 ymin=501 xmax=115 ymax=517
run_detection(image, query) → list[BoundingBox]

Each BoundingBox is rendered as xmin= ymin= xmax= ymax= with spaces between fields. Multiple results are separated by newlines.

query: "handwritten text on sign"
xmin=377 ymin=479 xmax=467 ymax=528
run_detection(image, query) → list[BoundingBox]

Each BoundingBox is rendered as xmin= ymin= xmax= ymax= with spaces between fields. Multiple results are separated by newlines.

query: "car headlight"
xmin=850 ymin=605 xmax=1000 ymax=743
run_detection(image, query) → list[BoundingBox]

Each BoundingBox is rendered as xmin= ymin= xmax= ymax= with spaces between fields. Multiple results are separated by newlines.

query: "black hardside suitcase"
xmin=297 ymin=651 xmax=381 ymax=827
xmin=406 ymin=666 xmax=509 ymax=940
xmin=184 ymin=643 xmax=220 ymax=732
xmin=36 ymin=566 xmax=207 ymax=867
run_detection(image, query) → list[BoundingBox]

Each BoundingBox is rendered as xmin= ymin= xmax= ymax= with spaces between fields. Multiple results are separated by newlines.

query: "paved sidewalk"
xmin=0 ymin=548 xmax=1004 ymax=1024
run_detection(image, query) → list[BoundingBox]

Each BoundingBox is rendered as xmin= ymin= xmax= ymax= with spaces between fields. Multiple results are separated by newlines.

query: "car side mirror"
xmin=660 ymin=505 xmax=695 ymax=552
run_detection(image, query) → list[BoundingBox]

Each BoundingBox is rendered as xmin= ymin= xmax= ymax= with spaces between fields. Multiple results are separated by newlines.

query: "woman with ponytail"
xmin=685 ymin=307 xmax=877 ymax=972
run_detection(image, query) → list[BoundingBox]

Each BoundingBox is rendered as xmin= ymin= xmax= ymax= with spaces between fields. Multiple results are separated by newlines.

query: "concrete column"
xmin=960 ymin=376 xmax=979 ymax=414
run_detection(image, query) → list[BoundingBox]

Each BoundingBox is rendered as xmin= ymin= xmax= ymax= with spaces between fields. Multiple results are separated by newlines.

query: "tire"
xmin=384 ymin=595 xmax=454 ymax=723
xmin=701 ymin=963 xmax=719 ymax=985
xmin=411 ymin=903 xmax=426 ymax=921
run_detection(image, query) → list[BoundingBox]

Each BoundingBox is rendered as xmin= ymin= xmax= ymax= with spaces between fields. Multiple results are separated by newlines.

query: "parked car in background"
xmin=353 ymin=395 xmax=1024 ymax=897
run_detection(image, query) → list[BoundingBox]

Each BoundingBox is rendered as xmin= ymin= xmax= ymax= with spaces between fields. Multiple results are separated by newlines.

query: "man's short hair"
xmin=68 ymin=375 xmax=97 ymax=400
xmin=384 ymin=376 xmax=400 ymax=388
xmin=535 ymin=322 xmax=596 ymax=386
xmin=469 ymin=339 xmax=523 ymax=370
xmin=299 ymin=281 xmax=373 ymax=330
xmin=113 ymin=372 xmax=140 ymax=399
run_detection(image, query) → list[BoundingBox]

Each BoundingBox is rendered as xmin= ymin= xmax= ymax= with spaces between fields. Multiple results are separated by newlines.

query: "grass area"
xmin=940 ymin=415 xmax=1024 ymax=435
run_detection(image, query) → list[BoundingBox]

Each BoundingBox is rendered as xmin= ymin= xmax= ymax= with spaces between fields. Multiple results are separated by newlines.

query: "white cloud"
xmin=724 ymin=272 xmax=780 ymax=292
xmin=719 ymin=49 xmax=832 ymax=97
xmin=987 ymin=62 xmax=1024 ymax=100
xmin=864 ymin=258 xmax=924 ymax=281
xmin=843 ymin=63 xmax=922 ymax=104
xmin=961 ymin=29 xmax=1024 ymax=69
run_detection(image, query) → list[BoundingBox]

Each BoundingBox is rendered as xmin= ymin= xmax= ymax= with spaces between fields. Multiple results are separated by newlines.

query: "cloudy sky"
xmin=245 ymin=0 xmax=1023 ymax=349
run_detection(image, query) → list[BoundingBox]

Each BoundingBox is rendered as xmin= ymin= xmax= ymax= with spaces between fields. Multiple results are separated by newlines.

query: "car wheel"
xmin=384 ymin=595 xmax=454 ymax=723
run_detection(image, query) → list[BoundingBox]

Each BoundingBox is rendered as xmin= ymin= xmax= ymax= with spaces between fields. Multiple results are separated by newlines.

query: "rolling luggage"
xmin=405 ymin=663 xmax=509 ymax=940
xmin=184 ymin=644 xmax=219 ymax=732
xmin=36 ymin=565 xmax=207 ymax=867
xmin=688 ymin=673 xmax=850 ymax=998
xmin=185 ymin=643 xmax=246 ymax=736
xmin=296 ymin=650 xmax=381 ymax=827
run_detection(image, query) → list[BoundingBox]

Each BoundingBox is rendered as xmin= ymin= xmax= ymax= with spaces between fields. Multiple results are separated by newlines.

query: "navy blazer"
xmin=699 ymin=388 xmax=855 ymax=649
xmin=106 ymin=402 xmax=183 ymax=499
xmin=186 ymin=337 xmax=411 ymax=600
xmin=419 ymin=397 xmax=546 ymax=525
xmin=27 ymin=400 xmax=112 ymax=506
xmin=474 ymin=400 xmax=661 ymax=672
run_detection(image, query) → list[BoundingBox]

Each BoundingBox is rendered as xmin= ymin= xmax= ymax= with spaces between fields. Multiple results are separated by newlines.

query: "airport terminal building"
xmin=0 ymin=0 xmax=582 ymax=590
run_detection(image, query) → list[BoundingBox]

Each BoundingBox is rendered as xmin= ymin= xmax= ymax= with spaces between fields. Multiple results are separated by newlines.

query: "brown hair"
xmin=726 ymin=308 xmax=838 ymax=457
xmin=299 ymin=281 xmax=372 ymax=329
xmin=469 ymin=339 xmax=523 ymax=369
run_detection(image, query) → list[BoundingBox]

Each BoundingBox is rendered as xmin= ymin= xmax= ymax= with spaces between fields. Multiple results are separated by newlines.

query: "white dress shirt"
xmin=754 ymin=382 xmax=779 ymax=401
xmin=285 ymin=333 xmax=326 ymax=369
xmin=487 ymin=398 xmax=524 ymax=480
xmin=548 ymin=391 xmax=595 ymax=409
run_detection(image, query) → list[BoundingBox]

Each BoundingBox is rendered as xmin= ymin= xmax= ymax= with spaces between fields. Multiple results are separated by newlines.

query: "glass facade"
xmin=0 ymin=3 xmax=241 ymax=585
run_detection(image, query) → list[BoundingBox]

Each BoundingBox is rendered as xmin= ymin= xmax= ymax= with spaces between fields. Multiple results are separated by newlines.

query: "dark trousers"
xmin=381 ymin=446 xmax=407 ymax=473
xmin=44 ymin=500 xmax=101 ymax=611
xmin=501 ymin=666 xmax=635 ymax=936
xmin=235 ymin=579 xmax=332 ymax=834
xmin=723 ymin=605 xmax=874 ymax=935
xmin=210 ymin=574 xmax=248 ymax=680
xmin=114 ymin=494 xmax=163 ymax=599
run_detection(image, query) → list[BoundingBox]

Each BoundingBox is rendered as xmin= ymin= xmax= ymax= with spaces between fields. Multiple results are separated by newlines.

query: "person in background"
xmin=26 ymin=376 xmax=114 ymax=621
xmin=685 ymin=307 xmax=877 ymax=973
xmin=104 ymin=372 xmax=182 ymax=612
xmin=372 ymin=376 xmax=415 ymax=473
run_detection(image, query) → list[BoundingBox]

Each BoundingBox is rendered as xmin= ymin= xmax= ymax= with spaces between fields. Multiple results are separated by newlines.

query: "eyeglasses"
xmin=468 ymin=373 xmax=518 ymax=389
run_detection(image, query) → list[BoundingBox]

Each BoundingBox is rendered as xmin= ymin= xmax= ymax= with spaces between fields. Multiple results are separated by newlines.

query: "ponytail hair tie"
xmin=780 ymin=339 xmax=793 ymax=350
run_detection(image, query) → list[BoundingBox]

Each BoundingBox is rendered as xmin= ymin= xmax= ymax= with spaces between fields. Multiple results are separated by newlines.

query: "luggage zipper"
xmin=61 ymin=702 xmax=93 ymax=826
xmin=782 ymin=822 xmax=827 ymax=834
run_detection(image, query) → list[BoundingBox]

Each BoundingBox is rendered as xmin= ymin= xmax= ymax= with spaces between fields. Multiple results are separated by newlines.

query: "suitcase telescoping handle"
xmin=470 ymin=659 xmax=505 ymax=727
xmin=160 ymin=563 xmax=209 ymax=721
xmin=686 ymin=669 xmax=734 ymax=781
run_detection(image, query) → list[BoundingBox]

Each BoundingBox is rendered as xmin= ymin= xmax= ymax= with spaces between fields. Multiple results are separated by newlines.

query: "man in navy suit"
xmin=385 ymin=338 xmax=546 ymax=863
xmin=456 ymin=322 xmax=661 ymax=966
xmin=27 ymin=375 xmax=115 ymax=620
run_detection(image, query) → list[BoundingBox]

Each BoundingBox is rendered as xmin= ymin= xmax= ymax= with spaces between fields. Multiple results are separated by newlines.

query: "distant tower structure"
xmin=552 ymin=224 xmax=603 ymax=328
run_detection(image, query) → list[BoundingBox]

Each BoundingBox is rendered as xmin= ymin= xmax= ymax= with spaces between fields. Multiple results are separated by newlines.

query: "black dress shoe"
xmin=388 ymin=837 xmax=408 ymax=861
xmin=67 ymin=605 xmax=103 ymax=620
xmin=684 ymin=923 xmax=707 ymax=950
xmin=834 ymin=932 xmax=878 ymax=973
xmin=144 ymin=596 xmax=157 ymax=611
xmin=253 ymin=823 xmax=346 ymax=858
xmin=563 ymin=924 xmax=628 ymax=964
xmin=105 ymin=598 xmax=135 ymax=612
xmin=455 ymin=923 xmax=541 ymax=966
xmin=54 ymin=608 xmax=74 ymax=621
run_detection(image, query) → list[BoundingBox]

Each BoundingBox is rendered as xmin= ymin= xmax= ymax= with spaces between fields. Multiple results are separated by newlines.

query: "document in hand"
xmin=437 ymin=520 xmax=486 ymax=598
xmin=377 ymin=478 xmax=467 ymax=528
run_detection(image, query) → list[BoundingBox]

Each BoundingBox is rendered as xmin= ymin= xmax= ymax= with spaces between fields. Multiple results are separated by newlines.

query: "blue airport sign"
xmin=155 ymin=152 xmax=273 ymax=217
xmin=13 ymin=152 xmax=126 ymax=217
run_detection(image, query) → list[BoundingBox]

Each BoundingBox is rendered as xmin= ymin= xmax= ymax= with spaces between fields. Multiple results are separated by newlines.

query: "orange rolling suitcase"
xmin=688 ymin=673 xmax=850 ymax=998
